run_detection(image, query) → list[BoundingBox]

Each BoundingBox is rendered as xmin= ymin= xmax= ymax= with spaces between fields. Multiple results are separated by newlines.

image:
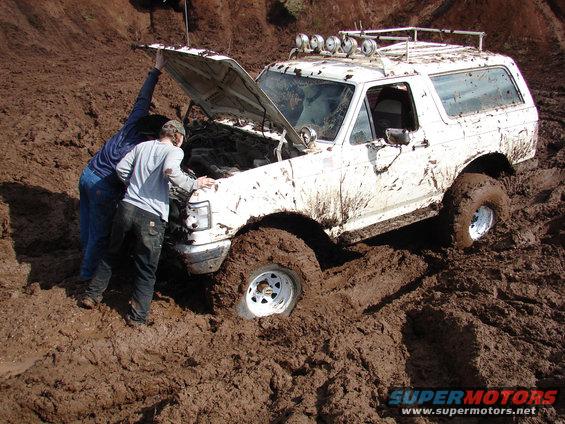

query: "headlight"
xmin=186 ymin=200 xmax=211 ymax=231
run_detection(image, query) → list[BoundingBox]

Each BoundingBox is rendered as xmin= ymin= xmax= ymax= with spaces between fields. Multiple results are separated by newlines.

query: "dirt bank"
xmin=0 ymin=0 xmax=563 ymax=422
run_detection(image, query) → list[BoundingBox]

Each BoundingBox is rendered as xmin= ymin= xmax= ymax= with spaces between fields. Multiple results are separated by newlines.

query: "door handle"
xmin=412 ymin=139 xmax=429 ymax=150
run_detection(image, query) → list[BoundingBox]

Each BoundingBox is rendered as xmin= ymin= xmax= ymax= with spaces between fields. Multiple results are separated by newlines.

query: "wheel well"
xmin=461 ymin=153 xmax=514 ymax=178
xmin=236 ymin=212 xmax=337 ymax=268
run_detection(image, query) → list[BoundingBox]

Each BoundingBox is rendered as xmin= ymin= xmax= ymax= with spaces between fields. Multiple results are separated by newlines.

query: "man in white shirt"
xmin=79 ymin=120 xmax=215 ymax=326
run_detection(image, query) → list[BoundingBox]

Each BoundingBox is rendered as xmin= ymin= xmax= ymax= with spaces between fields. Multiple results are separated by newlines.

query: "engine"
xmin=181 ymin=120 xmax=301 ymax=179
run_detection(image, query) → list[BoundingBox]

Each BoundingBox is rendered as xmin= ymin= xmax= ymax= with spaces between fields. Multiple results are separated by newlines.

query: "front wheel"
xmin=210 ymin=228 xmax=322 ymax=319
xmin=443 ymin=173 xmax=510 ymax=248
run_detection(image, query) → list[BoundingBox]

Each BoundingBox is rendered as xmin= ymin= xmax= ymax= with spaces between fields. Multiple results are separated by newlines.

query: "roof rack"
xmin=289 ymin=27 xmax=487 ymax=74
xmin=339 ymin=27 xmax=486 ymax=60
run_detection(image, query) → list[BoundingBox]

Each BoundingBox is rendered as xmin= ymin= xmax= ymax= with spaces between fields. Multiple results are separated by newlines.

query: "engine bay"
xmin=181 ymin=120 xmax=303 ymax=179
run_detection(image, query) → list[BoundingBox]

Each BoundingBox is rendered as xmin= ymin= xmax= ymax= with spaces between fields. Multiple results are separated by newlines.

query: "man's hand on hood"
xmin=155 ymin=49 xmax=166 ymax=71
xmin=196 ymin=176 xmax=216 ymax=189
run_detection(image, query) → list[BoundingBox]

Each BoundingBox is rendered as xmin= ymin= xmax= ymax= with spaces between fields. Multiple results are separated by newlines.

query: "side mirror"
xmin=385 ymin=128 xmax=410 ymax=146
xmin=298 ymin=126 xmax=318 ymax=148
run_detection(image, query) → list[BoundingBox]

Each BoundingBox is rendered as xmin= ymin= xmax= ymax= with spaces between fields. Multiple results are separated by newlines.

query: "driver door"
xmin=339 ymin=79 xmax=438 ymax=239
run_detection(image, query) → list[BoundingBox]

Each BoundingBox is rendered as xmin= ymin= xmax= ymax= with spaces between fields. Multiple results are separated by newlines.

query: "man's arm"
xmin=163 ymin=148 xmax=197 ymax=192
xmin=123 ymin=50 xmax=166 ymax=128
xmin=116 ymin=146 xmax=137 ymax=185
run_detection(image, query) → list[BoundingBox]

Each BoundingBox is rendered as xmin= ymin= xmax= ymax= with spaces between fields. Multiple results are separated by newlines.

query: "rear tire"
xmin=210 ymin=227 xmax=322 ymax=319
xmin=443 ymin=173 xmax=510 ymax=248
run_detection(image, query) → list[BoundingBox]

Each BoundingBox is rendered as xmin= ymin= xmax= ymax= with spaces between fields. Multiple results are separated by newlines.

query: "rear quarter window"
xmin=431 ymin=67 xmax=523 ymax=117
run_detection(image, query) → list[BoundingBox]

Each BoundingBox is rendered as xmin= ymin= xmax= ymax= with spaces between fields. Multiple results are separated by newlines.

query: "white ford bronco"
xmin=145 ymin=27 xmax=538 ymax=318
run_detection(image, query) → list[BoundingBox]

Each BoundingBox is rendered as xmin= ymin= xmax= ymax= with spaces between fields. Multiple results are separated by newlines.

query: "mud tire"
xmin=443 ymin=173 xmax=510 ymax=248
xmin=210 ymin=227 xmax=322 ymax=319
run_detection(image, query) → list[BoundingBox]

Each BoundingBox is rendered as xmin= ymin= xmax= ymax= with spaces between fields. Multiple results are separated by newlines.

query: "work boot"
xmin=78 ymin=295 xmax=97 ymax=309
xmin=125 ymin=314 xmax=146 ymax=328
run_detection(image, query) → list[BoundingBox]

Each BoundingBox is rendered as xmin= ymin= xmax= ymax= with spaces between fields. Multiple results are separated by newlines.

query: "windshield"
xmin=257 ymin=70 xmax=355 ymax=141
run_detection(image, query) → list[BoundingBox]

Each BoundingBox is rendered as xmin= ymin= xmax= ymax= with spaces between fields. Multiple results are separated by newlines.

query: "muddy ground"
xmin=0 ymin=0 xmax=563 ymax=423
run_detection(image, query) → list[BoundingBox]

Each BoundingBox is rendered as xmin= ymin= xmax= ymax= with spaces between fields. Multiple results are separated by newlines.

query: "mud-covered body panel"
xmin=187 ymin=146 xmax=343 ymax=245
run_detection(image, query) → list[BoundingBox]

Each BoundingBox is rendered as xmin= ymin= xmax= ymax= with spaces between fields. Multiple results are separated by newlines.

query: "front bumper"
xmin=173 ymin=240 xmax=231 ymax=274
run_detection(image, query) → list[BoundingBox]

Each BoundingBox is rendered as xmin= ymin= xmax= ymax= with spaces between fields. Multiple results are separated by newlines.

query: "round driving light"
xmin=310 ymin=34 xmax=324 ymax=51
xmin=361 ymin=39 xmax=378 ymax=56
xmin=343 ymin=37 xmax=358 ymax=55
xmin=299 ymin=126 xmax=318 ymax=146
xmin=326 ymin=36 xmax=341 ymax=53
xmin=295 ymin=33 xmax=309 ymax=50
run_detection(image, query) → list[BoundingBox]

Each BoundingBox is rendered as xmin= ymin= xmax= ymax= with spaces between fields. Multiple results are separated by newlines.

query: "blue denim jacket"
xmin=88 ymin=68 xmax=161 ymax=183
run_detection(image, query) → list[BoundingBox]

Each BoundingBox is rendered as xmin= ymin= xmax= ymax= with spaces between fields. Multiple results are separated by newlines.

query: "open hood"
xmin=142 ymin=44 xmax=303 ymax=147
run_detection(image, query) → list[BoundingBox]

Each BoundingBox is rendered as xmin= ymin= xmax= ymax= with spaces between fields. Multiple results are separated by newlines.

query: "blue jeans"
xmin=79 ymin=166 xmax=122 ymax=279
xmin=85 ymin=201 xmax=165 ymax=323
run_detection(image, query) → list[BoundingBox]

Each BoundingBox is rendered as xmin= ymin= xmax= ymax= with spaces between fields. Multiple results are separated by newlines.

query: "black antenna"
xmin=184 ymin=0 xmax=190 ymax=47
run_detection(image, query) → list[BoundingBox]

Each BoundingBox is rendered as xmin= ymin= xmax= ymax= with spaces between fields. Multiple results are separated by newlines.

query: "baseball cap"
xmin=162 ymin=120 xmax=186 ymax=136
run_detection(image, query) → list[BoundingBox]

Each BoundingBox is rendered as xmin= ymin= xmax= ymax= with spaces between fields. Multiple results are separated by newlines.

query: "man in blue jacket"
xmin=78 ymin=50 xmax=166 ymax=281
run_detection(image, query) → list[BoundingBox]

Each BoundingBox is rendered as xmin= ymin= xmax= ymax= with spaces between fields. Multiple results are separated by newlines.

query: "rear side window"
xmin=431 ymin=67 xmax=523 ymax=117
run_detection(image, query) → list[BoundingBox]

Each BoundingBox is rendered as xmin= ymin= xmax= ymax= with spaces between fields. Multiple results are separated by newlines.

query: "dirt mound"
xmin=422 ymin=0 xmax=564 ymax=47
xmin=0 ymin=0 xmax=563 ymax=422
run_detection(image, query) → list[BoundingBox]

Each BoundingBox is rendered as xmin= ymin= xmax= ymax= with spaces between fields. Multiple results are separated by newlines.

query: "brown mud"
xmin=0 ymin=0 xmax=563 ymax=422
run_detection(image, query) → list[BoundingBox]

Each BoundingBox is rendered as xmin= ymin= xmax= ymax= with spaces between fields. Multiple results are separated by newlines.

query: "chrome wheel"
xmin=244 ymin=268 xmax=297 ymax=318
xmin=469 ymin=205 xmax=494 ymax=240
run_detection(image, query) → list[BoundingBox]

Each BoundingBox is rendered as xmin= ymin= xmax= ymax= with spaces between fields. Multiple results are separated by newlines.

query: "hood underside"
xmin=143 ymin=44 xmax=303 ymax=147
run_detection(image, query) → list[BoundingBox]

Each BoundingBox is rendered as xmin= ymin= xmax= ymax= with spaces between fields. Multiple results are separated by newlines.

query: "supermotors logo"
xmin=387 ymin=388 xmax=559 ymax=416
